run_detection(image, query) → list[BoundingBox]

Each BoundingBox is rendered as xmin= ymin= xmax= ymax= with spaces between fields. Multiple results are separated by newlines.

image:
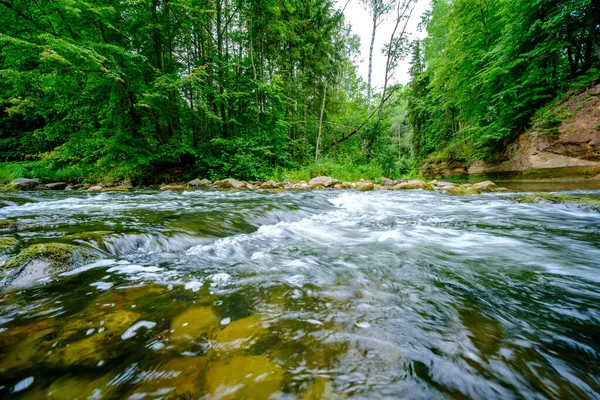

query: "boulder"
xmin=10 ymin=178 xmax=40 ymax=190
xmin=355 ymin=181 xmax=374 ymax=191
xmin=87 ymin=185 xmax=102 ymax=192
xmin=214 ymin=178 xmax=246 ymax=189
xmin=591 ymin=173 xmax=600 ymax=181
xmin=189 ymin=178 xmax=212 ymax=187
xmin=432 ymin=180 xmax=456 ymax=189
xmin=394 ymin=178 xmax=408 ymax=184
xmin=159 ymin=184 xmax=188 ymax=191
xmin=1 ymin=243 xmax=95 ymax=287
xmin=46 ymin=182 xmax=68 ymax=190
xmin=391 ymin=180 xmax=431 ymax=190
xmin=260 ymin=180 xmax=279 ymax=189
xmin=101 ymin=185 xmax=132 ymax=192
xmin=440 ymin=186 xmax=480 ymax=196
xmin=282 ymin=179 xmax=294 ymax=186
xmin=471 ymin=180 xmax=497 ymax=192
xmin=382 ymin=178 xmax=394 ymax=186
xmin=309 ymin=176 xmax=338 ymax=188
xmin=292 ymin=181 xmax=309 ymax=189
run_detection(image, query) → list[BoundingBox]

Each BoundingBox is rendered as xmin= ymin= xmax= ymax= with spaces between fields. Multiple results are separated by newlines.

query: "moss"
xmin=0 ymin=184 xmax=19 ymax=193
xmin=3 ymin=243 xmax=91 ymax=271
xmin=0 ymin=220 xmax=18 ymax=232
xmin=517 ymin=193 xmax=600 ymax=211
xmin=0 ymin=237 xmax=18 ymax=253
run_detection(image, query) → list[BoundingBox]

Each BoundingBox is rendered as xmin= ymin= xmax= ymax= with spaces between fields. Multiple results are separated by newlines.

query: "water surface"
xmin=0 ymin=188 xmax=599 ymax=399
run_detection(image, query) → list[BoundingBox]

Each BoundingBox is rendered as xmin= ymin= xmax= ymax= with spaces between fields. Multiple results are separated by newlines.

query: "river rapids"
xmin=0 ymin=188 xmax=599 ymax=399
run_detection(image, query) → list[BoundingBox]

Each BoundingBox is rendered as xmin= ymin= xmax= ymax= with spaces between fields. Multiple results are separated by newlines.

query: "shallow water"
xmin=0 ymin=188 xmax=599 ymax=399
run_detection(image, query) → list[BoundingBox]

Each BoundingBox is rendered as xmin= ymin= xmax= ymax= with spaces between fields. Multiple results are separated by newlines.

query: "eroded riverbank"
xmin=1 ymin=188 xmax=600 ymax=399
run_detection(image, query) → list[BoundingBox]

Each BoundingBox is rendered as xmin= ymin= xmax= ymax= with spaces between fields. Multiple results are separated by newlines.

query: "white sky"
xmin=337 ymin=0 xmax=431 ymax=87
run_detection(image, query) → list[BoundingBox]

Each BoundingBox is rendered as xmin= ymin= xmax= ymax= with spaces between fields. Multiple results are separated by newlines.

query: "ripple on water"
xmin=0 ymin=189 xmax=599 ymax=398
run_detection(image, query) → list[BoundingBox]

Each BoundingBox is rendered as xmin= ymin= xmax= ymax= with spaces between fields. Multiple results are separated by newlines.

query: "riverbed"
xmin=1 ymin=188 xmax=599 ymax=399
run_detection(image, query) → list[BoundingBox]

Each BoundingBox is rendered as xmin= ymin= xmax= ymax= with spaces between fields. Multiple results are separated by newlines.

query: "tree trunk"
xmin=315 ymin=83 xmax=327 ymax=161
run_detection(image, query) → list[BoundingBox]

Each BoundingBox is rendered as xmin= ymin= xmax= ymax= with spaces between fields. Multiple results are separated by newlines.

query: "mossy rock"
xmin=206 ymin=355 xmax=284 ymax=400
xmin=0 ymin=184 xmax=19 ymax=193
xmin=49 ymin=310 xmax=140 ymax=366
xmin=1 ymin=243 xmax=96 ymax=286
xmin=0 ymin=237 xmax=18 ymax=253
xmin=22 ymin=373 xmax=115 ymax=400
xmin=517 ymin=193 xmax=600 ymax=212
xmin=212 ymin=314 xmax=268 ymax=354
xmin=0 ymin=220 xmax=18 ymax=233
xmin=170 ymin=306 xmax=220 ymax=343
xmin=441 ymin=186 xmax=480 ymax=196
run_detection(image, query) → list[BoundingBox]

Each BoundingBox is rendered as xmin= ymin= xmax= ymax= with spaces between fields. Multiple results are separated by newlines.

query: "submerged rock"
xmin=214 ymin=178 xmax=246 ymax=189
xmin=301 ymin=377 xmax=342 ymax=400
xmin=170 ymin=306 xmax=219 ymax=343
xmin=213 ymin=314 xmax=268 ymax=354
xmin=50 ymin=310 xmax=140 ymax=366
xmin=517 ymin=193 xmax=600 ymax=211
xmin=206 ymin=355 xmax=284 ymax=400
xmin=1 ymin=243 xmax=95 ymax=287
xmin=10 ymin=178 xmax=40 ymax=190
xmin=129 ymin=357 xmax=207 ymax=399
xmin=309 ymin=176 xmax=338 ymax=188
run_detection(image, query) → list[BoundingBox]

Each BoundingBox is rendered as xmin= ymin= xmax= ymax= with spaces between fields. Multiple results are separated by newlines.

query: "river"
xmin=0 ymin=188 xmax=599 ymax=399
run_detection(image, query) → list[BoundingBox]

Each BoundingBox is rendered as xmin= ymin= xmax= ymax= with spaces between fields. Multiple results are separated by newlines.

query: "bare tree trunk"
xmin=367 ymin=15 xmax=377 ymax=112
xmin=315 ymin=83 xmax=327 ymax=160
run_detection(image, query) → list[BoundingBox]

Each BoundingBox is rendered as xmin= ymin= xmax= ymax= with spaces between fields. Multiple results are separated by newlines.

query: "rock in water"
xmin=382 ymin=178 xmax=393 ymax=186
xmin=214 ymin=178 xmax=246 ymax=189
xmin=87 ymin=185 xmax=103 ymax=192
xmin=260 ymin=180 xmax=279 ymax=189
xmin=1 ymin=243 xmax=95 ymax=287
xmin=355 ymin=181 xmax=375 ymax=191
xmin=309 ymin=176 xmax=338 ymax=188
xmin=189 ymin=178 xmax=212 ymax=187
xmin=159 ymin=184 xmax=188 ymax=191
xmin=10 ymin=178 xmax=40 ymax=190
xmin=45 ymin=182 xmax=68 ymax=190
xmin=472 ymin=180 xmax=497 ymax=192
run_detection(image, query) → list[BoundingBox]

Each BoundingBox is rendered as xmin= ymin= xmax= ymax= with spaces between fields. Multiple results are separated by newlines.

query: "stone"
xmin=206 ymin=356 xmax=284 ymax=400
xmin=394 ymin=178 xmax=408 ymax=184
xmin=301 ymin=377 xmax=342 ymax=400
xmin=309 ymin=176 xmax=338 ymax=188
xmin=0 ymin=220 xmax=18 ymax=233
xmin=382 ymin=178 xmax=394 ymax=186
xmin=591 ymin=173 xmax=600 ymax=180
xmin=282 ymin=179 xmax=294 ymax=186
xmin=355 ymin=181 xmax=374 ymax=191
xmin=10 ymin=178 xmax=40 ymax=190
xmin=471 ymin=180 xmax=497 ymax=192
xmin=214 ymin=178 xmax=246 ymax=189
xmin=128 ymin=357 xmax=207 ymax=399
xmin=440 ymin=186 xmax=480 ymax=196
xmin=87 ymin=185 xmax=103 ymax=192
xmin=213 ymin=315 xmax=267 ymax=353
xmin=292 ymin=181 xmax=309 ymax=189
xmin=101 ymin=185 xmax=132 ymax=192
xmin=340 ymin=182 xmax=353 ymax=189
xmin=260 ymin=180 xmax=279 ymax=189
xmin=189 ymin=178 xmax=211 ymax=187
xmin=170 ymin=306 xmax=219 ymax=342
xmin=2 ymin=243 xmax=95 ymax=287
xmin=432 ymin=180 xmax=456 ymax=189
xmin=65 ymin=184 xmax=83 ymax=190
xmin=45 ymin=182 xmax=68 ymax=190
xmin=159 ymin=184 xmax=188 ymax=191
xmin=0 ymin=237 xmax=18 ymax=253
xmin=390 ymin=180 xmax=431 ymax=190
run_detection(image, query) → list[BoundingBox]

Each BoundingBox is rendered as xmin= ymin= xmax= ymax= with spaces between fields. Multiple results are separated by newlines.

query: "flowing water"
xmin=0 ymin=188 xmax=599 ymax=399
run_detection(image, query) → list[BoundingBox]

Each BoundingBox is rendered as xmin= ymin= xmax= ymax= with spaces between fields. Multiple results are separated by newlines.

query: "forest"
xmin=0 ymin=0 xmax=599 ymax=183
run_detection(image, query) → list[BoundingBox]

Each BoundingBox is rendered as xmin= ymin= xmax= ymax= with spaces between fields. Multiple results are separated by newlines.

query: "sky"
xmin=336 ymin=0 xmax=431 ymax=88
